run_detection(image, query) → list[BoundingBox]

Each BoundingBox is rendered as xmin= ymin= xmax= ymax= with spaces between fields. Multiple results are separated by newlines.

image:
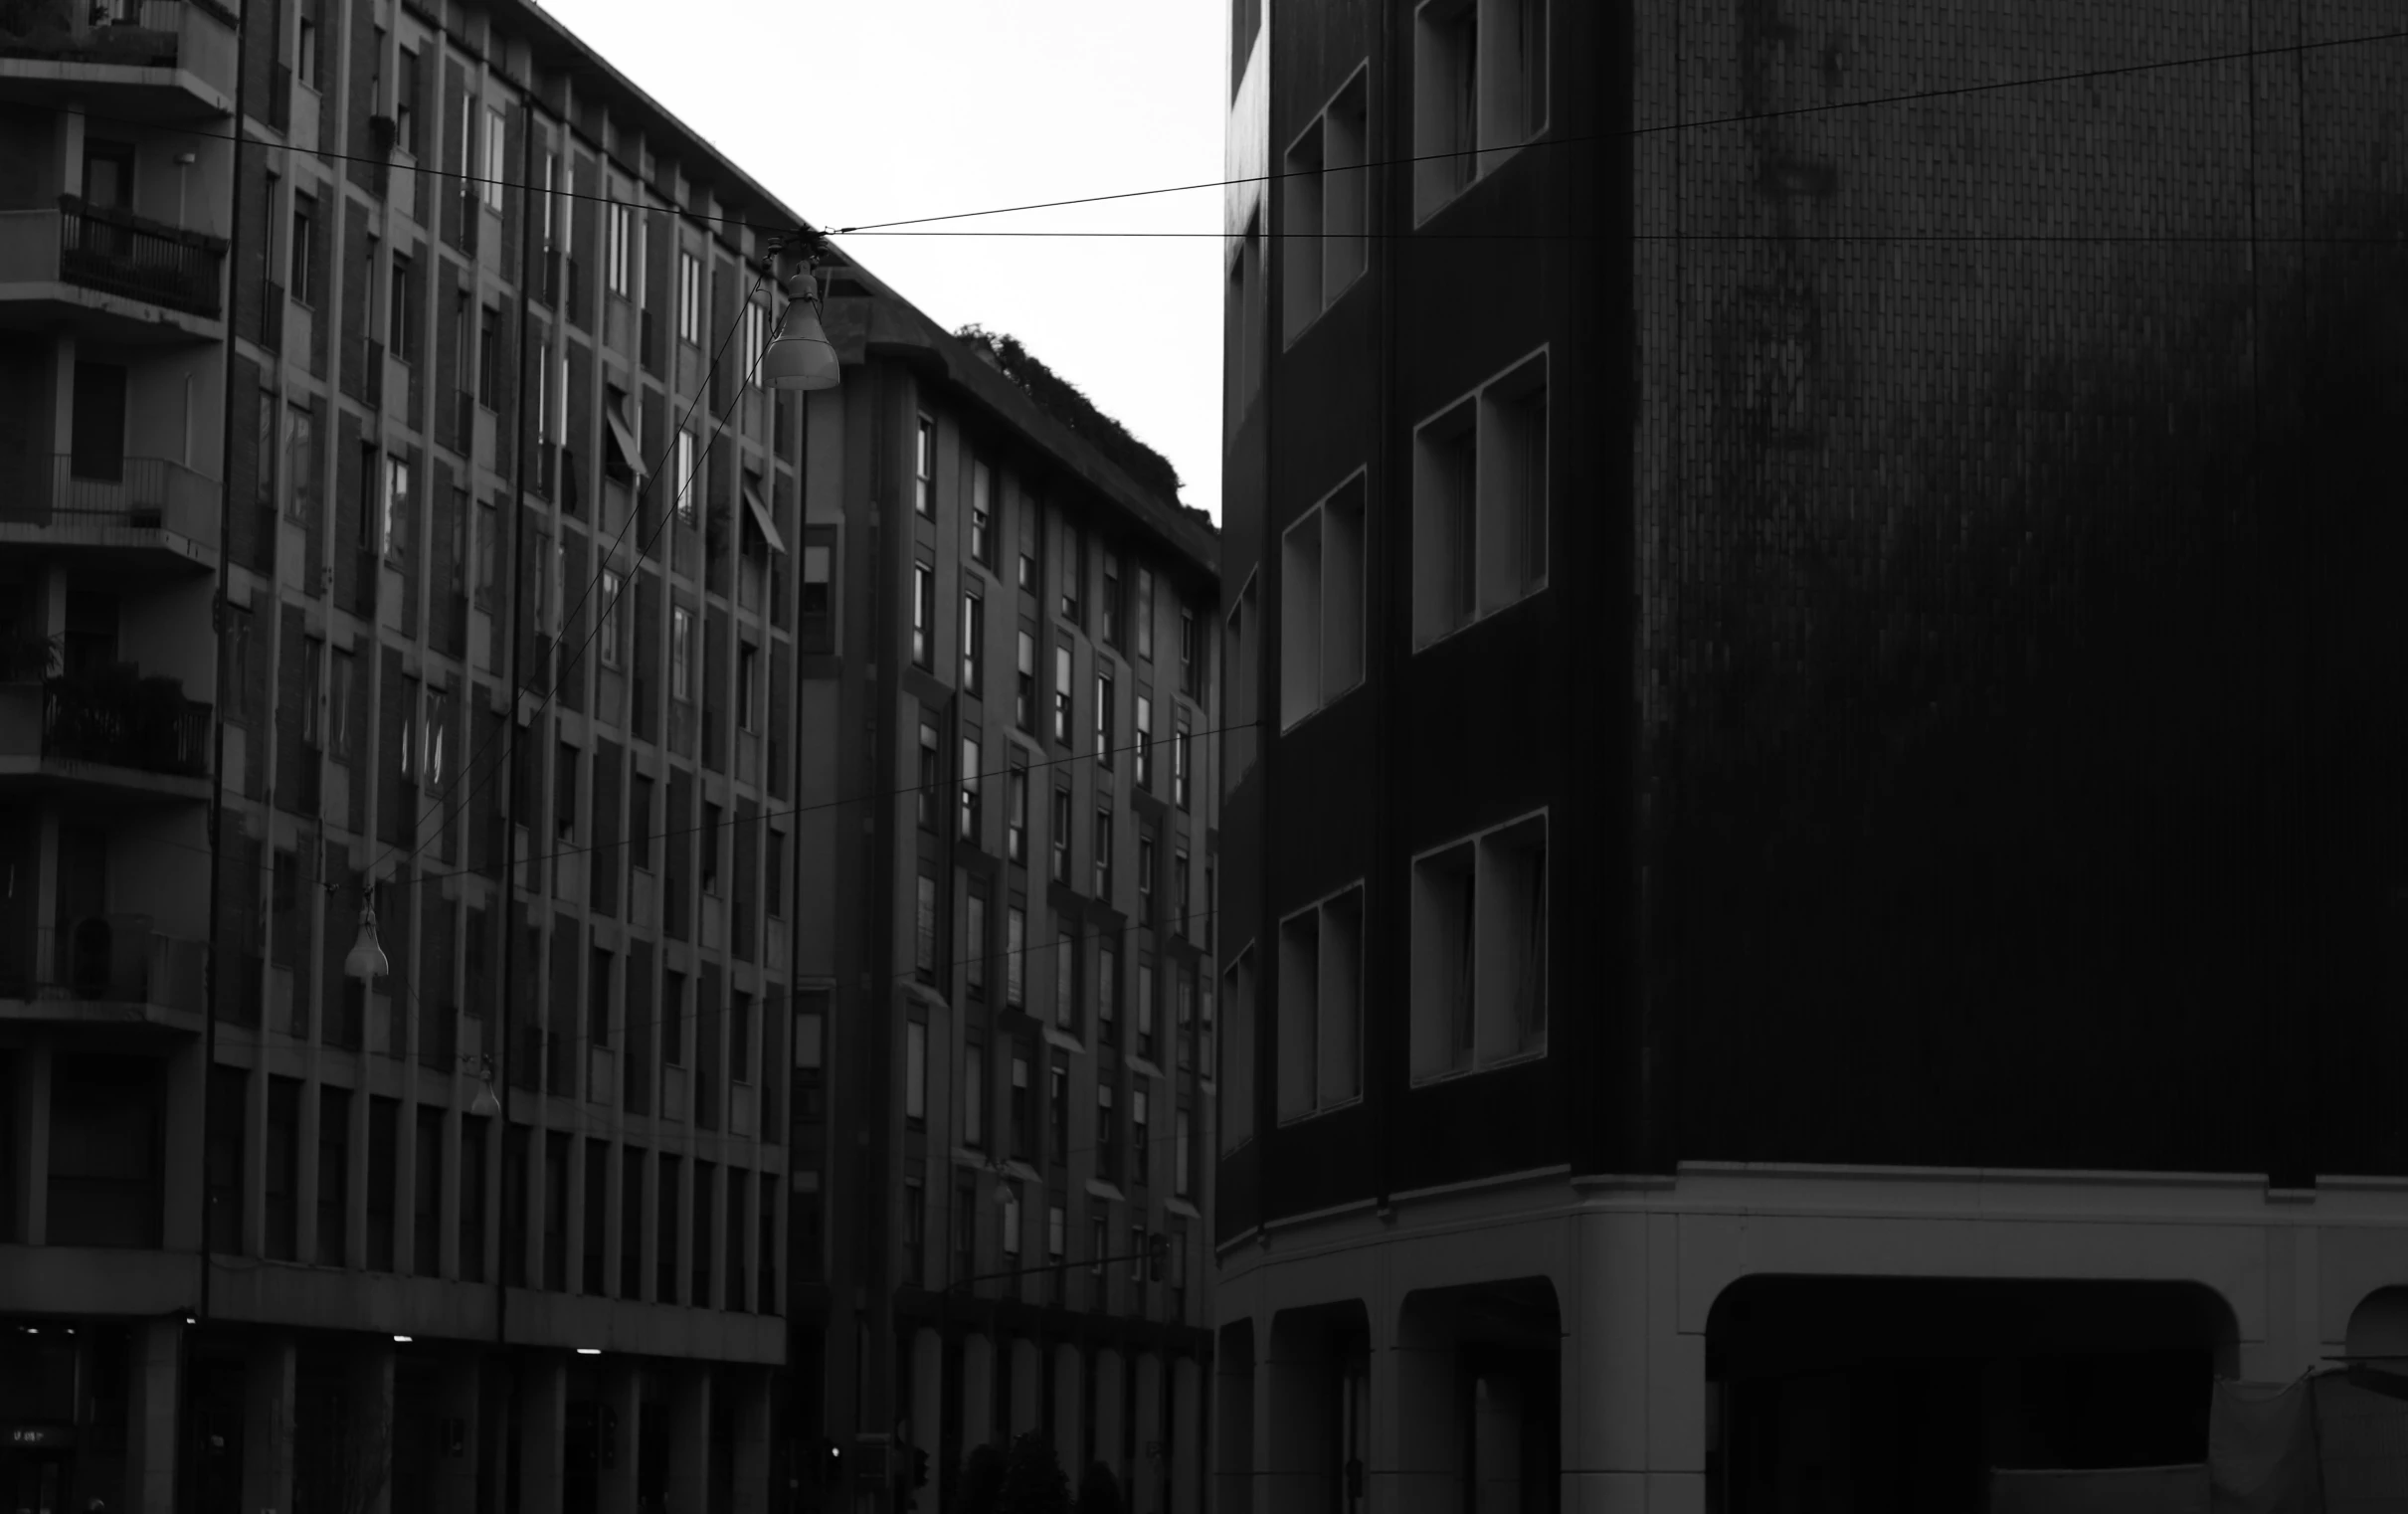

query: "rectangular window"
xmin=313 ymin=1085 xmax=348 ymax=1266
xmin=1284 ymin=70 xmax=1371 ymax=343
xmin=1101 ymin=553 xmax=1123 ymax=646
xmin=768 ymin=832 xmax=786 ymax=918
xmin=1010 ymin=1052 xmax=1032 ymax=1161
xmin=670 ymin=607 xmax=693 ymax=701
xmin=1181 ymin=607 xmax=1203 ymax=697
xmin=291 ymin=193 xmax=317 ymax=306
xmin=1137 ymin=947 xmax=1156 ymax=1058
xmin=388 ymin=251 xmax=416 ymax=360
xmin=589 ymin=946 xmax=614 ymax=1048
xmin=1094 ymin=671 xmax=1114 ymax=768
xmin=1131 ymin=1087 xmax=1151 ymax=1179
xmin=1174 ymin=725 xmax=1191 ymax=811
xmin=599 ymin=571 xmax=624 ymax=668
xmin=730 ymin=992 xmax=752 ymax=1082
xmin=1407 ymin=810 xmax=1550 ymax=1080
xmin=918 ymin=722 xmax=940 ymax=832
xmin=903 ymin=1176 xmax=926 ymax=1285
xmin=965 ymin=1043 xmax=986 ymax=1147
xmin=554 ymin=742 xmax=579 ymax=842
xmin=631 ymin=775 xmax=654 ymax=869
xmin=1129 ymin=1223 xmax=1147 ymax=1283
xmin=803 ymin=535 xmax=834 ymax=653
xmin=737 ymin=644 xmax=759 ymax=731
xmin=607 ymin=203 xmax=633 ymax=297
xmin=701 ymin=803 xmax=722 ymax=893
xmin=1002 ymin=1185 xmax=1022 ymax=1257
xmin=1222 ymin=950 xmax=1256 ymax=1149
xmin=962 ymin=590 xmax=984 ymax=693
xmin=1280 ymin=474 xmax=1368 ymax=727
xmin=1006 ymin=907 xmax=1026 ymax=1009
xmin=1008 ymin=765 xmax=1029 ymax=866
xmin=1415 ymin=351 xmax=1548 ymax=646
xmin=1175 ymin=849 xmax=1192 ymax=936
xmin=915 ymin=417 xmax=936 ymax=517
xmin=1016 ymin=631 xmax=1036 ymax=730
xmin=970 ymin=460 xmax=994 ymax=564
xmin=1050 ymin=785 xmax=1072 ymax=885
xmin=905 ymin=1021 xmax=928 ymax=1123
xmin=1414 ymin=0 xmax=1549 ymax=217
xmin=675 ymin=430 xmax=697 ymax=522
xmin=294 ymin=0 xmax=316 ymax=86
xmin=677 ymin=251 xmax=703 ymax=344
xmin=478 ymin=303 xmax=501 ymax=407
xmin=966 ymin=892 xmax=989 ymax=998
xmin=662 ymin=972 xmax=685 ymax=1067
xmin=1138 ymin=831 xmax=1157 ymax=916
xmin=481 ymin=105 xmax=505 ymax=211
xmin=1059 ymin=519 xmax=1084 ymax=625
xmin=329 ymin=649 xmax=357 ymax=759
xmin=1093 ymin=807 xmax=1113 ymax=897
xmin=1052 ymin=645 xmax=1072 ymax=744
xmin=1279 ymin=885 xmax=1364 ymax=1121
xmin=1135 ymin=569 xmax=1156 ymax=661
xmin=380 ymin=454 xmax=410 ymax=559
xmin=1054 ymin=931 xmax=1077 ymax=1030
xmin=915 ymin=871 xmax=939 ymax=984
xmin=912 ymin=563 xmax=935 ymax=670
xmin=1091 ymin=1214 xmax=1109 ymax=1278
xmin=1175 ymin=1107 xmax=1193 ymax=1197
xmin=1096 ymin=1083 xmax=1118 ymax=1180
xmin=1135 ymin=694 xmax=1153 ymax=790
xmin=961 ymin=736 xmax=984 ymax=843
xmin=1098 ymin=939 xmax=1118 ymax=1035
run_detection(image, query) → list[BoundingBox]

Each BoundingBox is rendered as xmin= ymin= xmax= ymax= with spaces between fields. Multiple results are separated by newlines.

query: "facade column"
xmin=1387 ymin=1303 xmax=1459 ymax=1514
xmin=2239 ymin=1223 xmax=2329 ymax=1385
xmin=1169 ymin=1356 xmax=1201 ymax=1514
xmin=959 ymin=1332 xmax=996 ymax=1455
xmin=734 ymin=1367 xmax=775 ymax=1514
xmin=599 ymin=1364 xmax=644 ymax=1514
xmin=125 ymin=1319 xmax=181 ymax=1514
xmin=1050 ymin=1344 xmax=1082 ymax=1485
xmin=13 ymin=1044 xmax=51 ymax=1243
xmin=1559 ymin=1215 xmax=1704 ymax=1514
xmin=518 ymin=1353 xmax=568 ymax=1514
xmin=432 ymin=1357 xmax=482 ymax=1514
xmin=1092 ymin=1349 xmax=1127 ymax=1494
xmin=1008 ymin=1340 xmax=1041 ymax=1438
xmin=240 ymin=1334 xmax=296 ymax=1514
xmin=909 ymin=1330 xmax=944 ymax=1514
xmin=349 ymin=1339 xmax=396 ymax=1514
xmin=1129 ymin=1353 xmax=1165 ymax=1514
xmin=665 ymin=1366 xmax=712 ymax=1514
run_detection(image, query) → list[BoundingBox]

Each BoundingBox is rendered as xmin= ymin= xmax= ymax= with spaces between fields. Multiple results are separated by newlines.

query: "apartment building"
xmin=787 ymin=299 xmax=1221 ymax=1514
xmin=1 ymin=0 xmax=827 ymax=1510
xmin=1213 ymin=0 xmax=2408 ymax=1509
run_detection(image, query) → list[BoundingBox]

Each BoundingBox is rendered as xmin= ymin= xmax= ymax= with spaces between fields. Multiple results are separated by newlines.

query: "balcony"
xmin=0 ymin=0 xmax=237 ymax=119
xmin=0 ymin=197 xmax=225 ymax=340
xmin=0 ymin=915 xmax=206 ymax=1034
xmin=0 ymin=662 xmax=211 ymax=800
xmin=0 ymin=454 xmax=220 ymax=571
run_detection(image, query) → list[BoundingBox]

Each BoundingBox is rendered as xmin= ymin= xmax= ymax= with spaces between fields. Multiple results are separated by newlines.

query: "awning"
xmin=742 ymin=483 xmax=786 ymax=555
xmin=603 ymin=408 xmax=647 ymax=482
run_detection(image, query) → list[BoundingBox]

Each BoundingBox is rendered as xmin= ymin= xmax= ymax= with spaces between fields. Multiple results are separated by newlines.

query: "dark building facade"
xmin=1213 ymin=0 xmax=2408 ymax=1508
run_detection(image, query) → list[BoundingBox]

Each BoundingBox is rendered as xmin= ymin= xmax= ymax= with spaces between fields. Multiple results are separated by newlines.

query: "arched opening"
xmin=1264 ymin=1300 xmax=1372 ymax=1514
xmin=1705 ymin=1275 xmax=2235 ymax=1514
xmin=1396 ymin=1277 xmax=1561 ymax=1514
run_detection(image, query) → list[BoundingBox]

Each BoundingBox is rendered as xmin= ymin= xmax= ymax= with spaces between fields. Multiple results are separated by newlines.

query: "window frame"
xmin=1411 ymin=347 xmax=1550 ymax=649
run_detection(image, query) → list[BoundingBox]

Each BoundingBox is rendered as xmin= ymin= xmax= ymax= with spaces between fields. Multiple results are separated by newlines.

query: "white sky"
xmin=539 ymin=0 xmax=1229 ymax=520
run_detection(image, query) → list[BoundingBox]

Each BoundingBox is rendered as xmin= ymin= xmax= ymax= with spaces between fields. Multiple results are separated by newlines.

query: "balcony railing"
xmin=0 ymin=453 xmax=220 ymax=552
xmin=58 ymin=196 xmax=224 ymax=316
xmin=0 ymin=0 xmax=183 ymax=66
xmin=0 ymin=915 xmax=205 ymax=1013
xmin=3 ymin=666 xmax=212 ymax=776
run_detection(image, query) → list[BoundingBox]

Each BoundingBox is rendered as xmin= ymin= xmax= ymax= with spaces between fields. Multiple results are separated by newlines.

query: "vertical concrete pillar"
xmin=432 ymin=1357 xmax=482 ymax=1514
xmin=2240 ymin=1223 xmax=2327 ymax=1385
xmin=1092 ymin=1349 xmax=1127 ymax=1495
xmin=731 ymin=1368 xmax=774 ymax=1514
xmin=960 ymin=1333 xmax=996 ymax=1455
xmin=125 ymin=1318 xmax=182 ymax=1514
xmin=519 ymin=1354 xmax=568 ymax=1514
xmin=1009 ymin=1340 xmax=1041 ymax=1437
xmin=1051 ymin=1344 xmax=1083 ymax=1485
xmin=349 ymin=1339 xmax=397 ymax=1514
xmin=909 ymin=1330 xmax=944 ymax=1514
xmin=1130 ymin=1353 xmax=1165 ymax=1514
xmin=1170 ymin=1357 xmax=1202 ymax=1514
xmin=14 ymin=1044 xmax=51 ymax=1243
xmin=665 ymin=1366 xmax=712 ymax=1514
xmin=240 ymin=1334 xmax=296 ymax=1514
xmin=599 ymin=1365 xmax=644 ymax=1514
xmin=1559 ymin=1214 xmax=1702 ymax=1514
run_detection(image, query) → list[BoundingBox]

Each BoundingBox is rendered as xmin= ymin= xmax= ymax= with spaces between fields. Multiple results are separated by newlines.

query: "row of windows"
xmin=907 ymin=1029 xmax=1204 ymax=1201
xmin=905 ymin=1176 xmax=1194 ymax=1310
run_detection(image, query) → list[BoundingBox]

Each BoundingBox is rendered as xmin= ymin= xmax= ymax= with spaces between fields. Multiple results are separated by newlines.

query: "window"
xmin=300 ymin=637 xmax=324 ymax=745
xmin=1174 ymin=725 xmax=1192 ymax=811
xmin=737 ymin=644 xmax=759 ymax=731
xmin=1006 ymin=907 xmax=1026 ymax=1008
xmin=1134 ymin=695 xmax=1154 ymax=790
xmin=1091 ymin=1215 xmax=1109 ymax=1278
xmin=677 ymin=251 xmax=703 ymax=344
xmin=589 ymin=947 xmax=615 ymax=1047
xmin=970 ymin=460 xmax=994 ymax=564
xmin=328 ymin=648 xmax=357 ymax=759
xmin=1410 ymin=811 xmax=1548 ymax=1080
xmin=1284 ymin=69 xmax=1372 ymax=342
xmin=1414 ymin=0 xmax=1548 ymax=218
xmin=1176 ymin=850 xmax=1192 ymax=936
xmin=1414 ymin=350 xmax=1549 ymax=645
xmin=960 ymin=736 xmax=983 ymax=843
xmin=1221 ymin=948 xmax=1257 ymax=1150
xmin=380 ymin=454 xmax=410 ymax=559
xmin=1050 ymin=786 xmax=1072 ymax=885
xmin=1093 ymin=808 xmax=1113 ymax=897
xmin=1225 ymin=211 xmax=1265 ymax=421
xmin=662 ymin=973 xmax=685 ymax=1066
xmin=1015 ymin=632 xmax=1036 ymax=730
xmin=554 ymin=742 xmax=579 ymax=842
xmin=480 ymin=105 xmax=506 ymax=211
xmin=1131 ymin=1087 xmax=1151 ymax=1178
xmin=388 ymin=251 xmax=417 ymax=360
xmin=744 ymin=298 xmax=768 ymax=374
xmin=1129 ymin=1223 xmax=1147 ymax=1283
xmin=912 ymin=563 xmax=935 ymax=670
xmin=1047 ymin=1202 xmax=1066 ymax=1267
xmin=1096 ymin=1083 xmax=1118 ymax=1180
xmin=1137 ymin=946 xmax=1156 ymax=1059
xmin=631 ymin=775 xmax=654 ymax=869
xmin=1058 ymin=519 xmax=1084 ymax=625
xmin=1010 ymin=1052 xmax=1033 ymax=1160
xmin=1281 ymin=473 xmax=1369 ymax=726
xmin=1098 ymin=939 xmax=1118 ymax=1036
xmin=290 ymin=194 xmax=317 ymax=304
xmin=1278 ymin=884 xmax=1364 ymax=1121
xmin=1224 ymin=573 xmax=1259 ymax=783
xmin=964 ymin=1043 xmax=986 ymax=1147
xmin=914 ymin=871 xmax=938 ymax=983
xmin=675 ymin=430 xmax=697 ymax=523
xmin=1181 ymin=607 xmax=1203 ymax=697
xmin=768 ymin=831 xmax=786 ymax=919
xmin=701 ymin=803 xmax=722 ymax=893
xmin=1138 ymin=831 xmax=1157 ymax=916
xmin=1054 ymin=932 xmax=1077 ymax=1030
xmin=600 ymin=571 xmax=624 ymax=667
xmin=905 ymin=1021 xmax=928 ymax=1122
xmin=731 ymin=992 xmax=752 ymax=1081
xmin=1175 ymin=1107 xmax=1193 ymax=1197
xmin=1001 ymin=1184 xmax=1022 ymax=1256
xmin=607 ymin=202 xmax=634 ymax=297
xmin=1052 ymin=645 xmax=1072 ymax=744
xmin=966 ymin=892 xmax=989 ymax=998
xmin=915 ymin=417 xmax=936 ymax=517
xmin=962 ymin=591 xmax=984 ymax=693
xmin=1100 ymin=556 xmax=1125 ymax=649
xmin=1049 ymin=1060 xmax=1070 ymax=1163
xmin=478 ymin=303 xmax=501 ymax=407
xmin=1094 ymin=672 xmax=1114 ymax=768
xmin=294 ymin=0 xmax=316 ymax=86
xmin=803 ymin=533 xmax=834 ymax=653
xmin=1008 ymin=765 xmax=1028 ymax=865
xmin=670 ymin=608 xmax=693 ymax=701
xmin=1135 ymin=569 xmax=1156 ymax=661
xmin=284 ymin=401 xmax=316 ymax=523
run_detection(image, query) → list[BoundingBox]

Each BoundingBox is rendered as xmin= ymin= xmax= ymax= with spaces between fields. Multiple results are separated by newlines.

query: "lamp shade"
xmin=762 ymin=280 xmax=840 ymax=391
xmin=468 ymin=1077 xmax=501 ymax=1119
xmin=344 ymin=906 xmax=390 ymax=981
